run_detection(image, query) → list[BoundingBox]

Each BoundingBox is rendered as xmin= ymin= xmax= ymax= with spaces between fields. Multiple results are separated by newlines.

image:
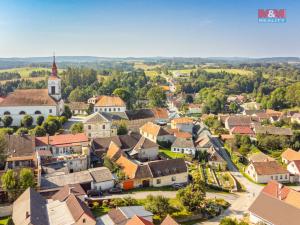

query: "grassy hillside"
xmin=0 ymin=67 xmax=63 ymax=78
xmin=203 ymin=68 xmax=253 ymax=75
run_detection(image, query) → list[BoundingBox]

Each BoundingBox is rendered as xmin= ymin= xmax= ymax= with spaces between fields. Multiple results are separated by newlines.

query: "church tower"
xmin=48 ymin=55 xmax=62 ymax=101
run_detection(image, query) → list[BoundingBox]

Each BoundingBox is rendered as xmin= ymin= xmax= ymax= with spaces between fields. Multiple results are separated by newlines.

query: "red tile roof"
xmin=125 ymin=215 xmax=154 ymax=225
xmin=35 ymin=133 xmax=88 ymax=147
xmin=230 ymin=126 xmax=254 ymax=135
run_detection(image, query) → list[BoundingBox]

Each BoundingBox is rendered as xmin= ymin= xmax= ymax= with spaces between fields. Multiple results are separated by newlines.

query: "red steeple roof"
xmin=49 ymin=54 xmax=59 ymax=80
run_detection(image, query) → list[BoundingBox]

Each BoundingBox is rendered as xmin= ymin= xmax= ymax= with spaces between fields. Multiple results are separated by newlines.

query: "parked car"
xmin=87 ymin=189 xmax=103 ymax=197
xmin=109 ymin=187 xmax=122 ymax=194
xmin=172 ymin=183 xmax=186 ymax=190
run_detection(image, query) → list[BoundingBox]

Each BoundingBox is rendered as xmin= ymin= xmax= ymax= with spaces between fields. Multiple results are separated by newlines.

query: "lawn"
xmin=0 ymin=67 xmax=63 ymax=78
xmin=0 ymin=217 xmax=11 ymax=225
xmin=91 ymin=205 xmax=110 ymax=217
xmin=159 ymin=148 xmax=186 ymax=159
xmin=203 ymin=68 xmax=253 ymax=76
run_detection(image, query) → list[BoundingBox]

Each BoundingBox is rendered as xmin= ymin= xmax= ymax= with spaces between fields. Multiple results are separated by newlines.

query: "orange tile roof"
xmin=35 ymin=133 xmax=88 ymax=147
xmin=125 ymin=215 xmax=154 ymax=225
xmin=230 ymin=126 xmax=254 ymax=135
xmin=140 ymin=122 xmax=169 ymax=137
xmin=251 ymin=161 xmax=288 ymax=175
xmin=116 ymin=155 xmax=138 ymax=179
xmin=161 ymin=215 xmax=179 ymax=225
xmin=266 ymin=109 xmax=283 ymax=116
xmin=281 ymin=148 xmax=300 ymax=161
xmin=151 ymin=108 xmax=168 ymax=119
xmin=107 ymin=141 xmax=121 ymax=160
xmin=172 ymin=117 xmax=193 ymax=124
xmin=95 ymin=95 xmax=125 ymax=107
xmin=174 ymin=131 xmax=192 ymax=139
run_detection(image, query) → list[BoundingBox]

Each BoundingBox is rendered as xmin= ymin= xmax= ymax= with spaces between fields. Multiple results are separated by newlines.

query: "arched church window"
xmin=34 ymin=111 xmax=42 ymax=114
xmin=3 ymin=111 xmax=10 ymax=115
xmin=19 ymin=111 xmax=26 ymax=115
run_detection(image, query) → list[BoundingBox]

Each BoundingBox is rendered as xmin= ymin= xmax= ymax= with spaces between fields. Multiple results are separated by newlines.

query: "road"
xmin=197 ymin=137 xmax=263 ymax=224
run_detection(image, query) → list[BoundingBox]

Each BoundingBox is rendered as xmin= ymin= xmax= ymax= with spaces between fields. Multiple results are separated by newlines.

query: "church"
xmin=0 ymin=56 xmax=64 ymax=126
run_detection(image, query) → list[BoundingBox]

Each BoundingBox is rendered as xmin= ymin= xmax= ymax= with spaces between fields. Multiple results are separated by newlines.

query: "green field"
xmin=170 ymin=69 xmax=197 ymax=74
xmin=203 ymin=68 xmax=253 ymax=75
xmin=159 ymin=148 xmax=186 ymax=159
xmin=0 ymin=67 xmax=64 ymax=78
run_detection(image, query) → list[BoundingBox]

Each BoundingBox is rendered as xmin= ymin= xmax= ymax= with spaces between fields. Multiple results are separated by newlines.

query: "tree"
xmin=21 ymin=115 xmax=33 ymax=128
xmin=1 ymin=169 xmax=18 ymax=201
xmin=30 ymin=126 xmax=46 ymax=137
xmin=2 ymin=115 xmax=13 ymax=127
xmin=147 ymin=86 xmax=167 ymax=107
xmin=185 ymin=95 xmax=194 ymax=103
xmin=116 ymin=120 xmax=128 ymax=135
xmin=36 ymin=115 xmax=45 ymax=126
xmin=0 ymin=132 xmax=7 ymax=168
xmin=19 ymin=168 xmax=35 ymax=190
xmin=86 ymin=103 xmax=94 ymax=115
xmin=63 ymin=105 xmax=72 ymax=119
xmin=144 ymin=195 xmax=176 ymax=218
xmin=113 ymin=88 xmax=131 ymax=108
xmin=43 ymin=121 xmax=58 ymax=135
xmin=229 ymin=102 xmax=239 ymax=113
xmin=16 ymin=127 xmax=29 ymax=135
xmin=177 ymin=172 xmax=206 ymax=212
xmin=220 ymin=217 xmax=249 ymax=225
xmin=70 ymin=122 xmax=83 ymax=134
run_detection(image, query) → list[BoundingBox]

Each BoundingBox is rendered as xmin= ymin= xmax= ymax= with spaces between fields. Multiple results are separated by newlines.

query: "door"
xmin=142 ymin=180 xmax=150 ymax=187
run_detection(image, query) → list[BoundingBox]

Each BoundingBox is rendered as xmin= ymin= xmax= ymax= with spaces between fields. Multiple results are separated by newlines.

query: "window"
xmin=34 ymin=111 xmax=41 ymax=114
xmin=109 ymin=108 xmax=111 ymax=112
xmin=280 ymin=175 xmax=282 ymax=179
xmin=113 ymin=108 xmax=116 ymax=111
xmin=171 ymin=176 xmax=176 ymax=181
xmin=88 ymin=133 xmax=91 ymax=138
xmin=3 ymin=111 xmax=10 ymax=115
xmin=118 ymin=108 xmax=120 ymax=111
xmin=104 ymin=108 xmax=107 ymax=112
xmin=275 ymin=176 xmax=278 ymax=180
xmin=83 ymin=218 xmax=86 ymax=223
xmin=88 ymin=125 xmax=91 ymax=130
xmin=19 ymin=111 xmax=26 ymax=115
xmin=102 ymin=125 xmax=105 ymax=129
xmin=271 ymin=176 xmax=273 ymax=180
xmin=285 ymin=175 xmax=288 ymax=179
xmin=49 ymin=109 xmax=52 ymax=113
xmin=156 ymin=179 xmax=161 ymax=184
xmin=51 ymin=86 xmax=55 ymax=94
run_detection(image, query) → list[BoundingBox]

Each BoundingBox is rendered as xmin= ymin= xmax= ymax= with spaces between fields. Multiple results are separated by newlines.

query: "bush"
xmin=21 ymin=115 xmax=33 ymax=128
xmin=16 ymin=127 xmax=29 ymax=135
xmin=2 ymin=116 xmax=13 ymax=127
xmin=36 ymin=115 xmax=44 ymax=126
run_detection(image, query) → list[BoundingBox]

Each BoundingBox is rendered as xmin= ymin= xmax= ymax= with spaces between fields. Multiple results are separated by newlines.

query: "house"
xmin=140 ymin=122 xmax=174 ymax=143
xmin=83 ymin=112 xmax=117 ymax=138
xmin=172 ymin=130 xmax=192 ymax=139
xmin=68 ymin=102 xmax=88 ymax=115
xmin=227 ymin=95 xmax=246 ymax=104
xmin=51 ymin=184 xmax=87 ymax=201
xmin=171 ymin=117 xmax=194 ymax=133
xmin=129 ymin=136 xmax=159 ymax=161
xmin=245 ymin=161 xmax=289 ymax=183
xmin=94 ymin=95 xmax=126 ymax=113
xmin=187 ymin=103 xmax=202 ymax=114
xmin=243 ymin=109 xmax=265 ymax=116
xmin=253 ymin=125 xmax=293 ymax=136
xmin=41 ymin=169 xmax=94 ymax=190
xmin=194 ymin=134 xmax=214 ymax=151
xmin=0 ymin=57 xmax=64 ymax=127
xmin=224 ymin=115 xmax=253 ymax=130
xmin=249 ymin=181 xmax=300 ymax=225
xmin=91 ymin=132 xmax=141 ymax=158
xmin=241 ymin=101 xmax=261 ymax=110
xmin=229 ymin=126 xmax=254 ymax=136
xmin=281 ymin=148 xmax=300 ymax=164
xmin=12 ymin=187 xmax=96 ymax=225
xmin=125 ymin=109 xmax=156 ymax=132
xmin=5 ymin=134 xmax=37 ymax=170
xmin=98 ymin=206 xmax=153 ymax=225
xmin=148 ymin=158 xmax=188 ymax=187
xmin=35 ymin=133 xmax=89 ymax=157
xmin=125 ymin=215 xmax=154 ymax=225
xmin=207 ymin=147 xmax=227 ymax=171
xmin=171 ymin=137 xmax=196 ymax=155
xmin=291 ymin=113 xmax=300 ymax=124
xmin=89 ymin=167 xmax=115 ymax=191
xmin=248 ymin=152 xmax=276 ymax=163
xmin=287 ymin=160 xmax=300 ymax=183
xmin=115 ymin=156 xmax=188 ymax=189
xmin=151 ymin=108 xmax=169 ymax=124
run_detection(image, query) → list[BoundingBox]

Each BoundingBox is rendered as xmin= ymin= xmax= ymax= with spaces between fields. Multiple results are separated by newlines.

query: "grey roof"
xmin=125 ymin=109 xmax=155 ymax=120
xmin=41 ymin=170 xmax=93 ymax=189
xmin=244 ymin=109 xmax=265 ymax=115
xmin=132 ymin=137 xmax=158 ymax=152
xmin=13 ymin=188 xmax=49 ymax=225
xmin=254 ymin=125 xmax=293 ymax=136
xmin=102 ymin=112 xmax=128 ymax=120
xmin=135 ymin=164 xmax=153 ymax=179
xmin=83 ymin=112 xmax=111 ymax=123
xmin=148 ymin=158 xmax=187 ymax=178
xmin=88 ymin=167 xmax=114 ymax=183
xmin=172 ymin=137 xmax=195 ymax=149
xmin=6 ymin=134 xmax=35 ymax=158
xmin=248 ymin=152 xmax=276 ymax=163
xmin=226 ymin=115 xmax=252 ymax=127
xmin=249 ymin=192 xmax=300 ymax=225
xmin=118 ymin=206 xmax=153 ymax=219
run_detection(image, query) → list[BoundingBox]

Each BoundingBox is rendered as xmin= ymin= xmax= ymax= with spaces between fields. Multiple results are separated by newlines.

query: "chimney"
xmin=69 ymin=186 xmax=74 ymax=195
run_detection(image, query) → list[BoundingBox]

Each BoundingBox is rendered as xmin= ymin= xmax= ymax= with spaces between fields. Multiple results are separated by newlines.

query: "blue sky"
xmin=0 ymin=0 xmax=299 ymax=57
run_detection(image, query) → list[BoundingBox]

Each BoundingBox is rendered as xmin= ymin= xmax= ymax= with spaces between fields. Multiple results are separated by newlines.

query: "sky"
xmin=0 ymin=0 xmax=299 ymax=58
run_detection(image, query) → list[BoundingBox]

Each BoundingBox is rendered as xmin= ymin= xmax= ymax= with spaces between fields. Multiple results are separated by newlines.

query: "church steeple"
xmin=48 ymin=53 xmax=61 ymax=101
xmin=51 ymin=54 xmax=58 ymax=77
